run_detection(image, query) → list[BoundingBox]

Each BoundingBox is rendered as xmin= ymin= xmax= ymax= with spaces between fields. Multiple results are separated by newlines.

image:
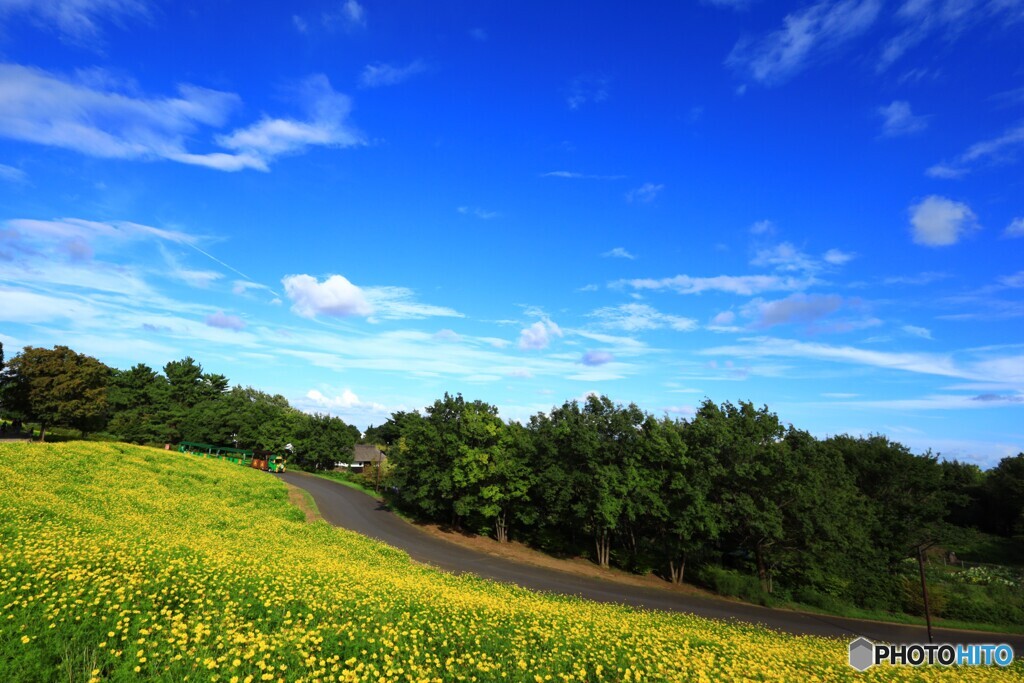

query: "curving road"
xmin=280 ymin=471 xmax=1024 ymax=648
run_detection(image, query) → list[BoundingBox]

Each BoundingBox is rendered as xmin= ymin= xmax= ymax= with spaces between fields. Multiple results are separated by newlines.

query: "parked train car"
xmin=177 ymin=442 xmax=286 ymax=473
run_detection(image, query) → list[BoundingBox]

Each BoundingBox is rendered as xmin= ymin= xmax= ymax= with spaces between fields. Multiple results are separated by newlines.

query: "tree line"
xmin=367 ymin=392 xmax=1024 ymax=612
xmin=0 ymin=344 xmax=357 ymax=470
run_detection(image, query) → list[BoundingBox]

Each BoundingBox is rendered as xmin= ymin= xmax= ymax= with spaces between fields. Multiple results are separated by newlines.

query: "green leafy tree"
xmin=985 ymin=453 xmax=1024 ymax=536
xmin=4 ymin=345 xmax=111 ymax=440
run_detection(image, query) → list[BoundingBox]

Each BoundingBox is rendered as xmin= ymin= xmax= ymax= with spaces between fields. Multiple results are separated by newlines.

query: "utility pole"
xmin=916 ymin=541 xmax=937 ymax=643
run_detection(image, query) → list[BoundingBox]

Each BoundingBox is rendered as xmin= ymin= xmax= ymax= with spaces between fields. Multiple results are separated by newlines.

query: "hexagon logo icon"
xmin=849 ymin=637 xmax=875 ymax=671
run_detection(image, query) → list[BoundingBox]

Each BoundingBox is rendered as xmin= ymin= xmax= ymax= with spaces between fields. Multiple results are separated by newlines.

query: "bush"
xmin=793 ymin=587 xmax=845 ymax=613
xmin=697 ymin=566 xmax=773 ymax=606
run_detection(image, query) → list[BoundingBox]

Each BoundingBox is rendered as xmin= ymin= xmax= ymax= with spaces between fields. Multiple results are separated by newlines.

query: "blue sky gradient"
xmin=1 ymin=1 xmax=1022 ymax=465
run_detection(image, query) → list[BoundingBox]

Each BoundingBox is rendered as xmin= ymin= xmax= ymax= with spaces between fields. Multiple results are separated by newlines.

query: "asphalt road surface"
xmin=280 ymin=471 xmax=1024 ymax=648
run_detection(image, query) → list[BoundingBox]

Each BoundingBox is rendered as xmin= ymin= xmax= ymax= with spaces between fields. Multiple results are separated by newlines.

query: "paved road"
xmin=280 ymin=471 xmax=1024 ymax=648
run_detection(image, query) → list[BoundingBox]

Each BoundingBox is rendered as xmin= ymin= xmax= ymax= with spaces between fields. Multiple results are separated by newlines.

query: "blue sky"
xmin=0 ymin=1 xmax=1022 ymax=466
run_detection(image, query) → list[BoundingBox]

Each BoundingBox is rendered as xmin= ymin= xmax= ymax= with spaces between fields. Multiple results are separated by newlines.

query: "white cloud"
xmin=456 ymin=206 xmax=499 ymax=220
xmin=0 ymin=0 xmax=149 ymax=43
xmin=927 ymin=122 xmax=1024 ymax=178
xmin=619 ymin=273 xmax=816 ymax=296
xmin=215 ymin=75 xmax=362 ymax=167
xmin=362 ymin=286 xmax=462 ymax=320
xmin=0 ymin=65 xmax=359 ymax=172
xmin=519 ymin=318 xmax=562 ymax=351
xmin=282 ymin=274 xmax=373 ymax=319
xmin=205 ymin=311 xmax=245 ymax=331
xmin=909 ymin=195 xmax=978 ymax=246
xmin=751 ymin=242 xmax=819 ymax=272
xmin=749 ymin=219 xmax=775 ymax=235
xmin=359 ymin=60 xmax=427 ymax=88
xmin=0 ymin=163 xmax=26 ymax=183
xmin=742 ymin=293 xmax=843 ymax=328
xmin=588 ymin=303 xmax=698 ymax=332
xmin=877 ymin=100 xmax=927 ymax=137
xmin=566 ymin=75 xmax=610 ymax=109
xmin=602 ymin=247 xmax=636 ymax=260
xmin=542 ymin=170 xmax=625 ymax=180
xmin=726 ymin=0 xmax=882 ymax=85
xmin=582 ymin=350 xmax=614 ymax=366
xmin=305 ymin=388 xmax=385 ymax=413
xmin=902 ymin=324 xmax=933 ymax=339
xmin=822 ymin=248 xmax=855 ymax=265
xmin=1004 ymin=217 xmax=1024 ymax=238
xmin=625 ymin=182 xmax=664 ymax=203
xmin=1000 ymin=271 xmax=1024 ymax=288
xmin=710 ymin=310 xmax=736 ymax=326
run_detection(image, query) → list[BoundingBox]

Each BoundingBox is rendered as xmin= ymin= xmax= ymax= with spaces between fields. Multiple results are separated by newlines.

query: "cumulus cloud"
xmin=205 ymin=311 xmax=245 ymax=331
xmin=877 ymin=100 xmax=927 ymax=137
xmin=602 ymin=247 xmax=636 ymax=260
xmin=518 ymin=318 xmax=562 ymax=351
xmin=282 ymin=274 xmax=373 ymax=319
xmin=582 ymin=350 xmax=614 ymax=366
xmin=305 ymin=388 xmax=385 ymax=413
xmin=726 ymin=0 xmax=881 ymax=85
xmin=359 ymin=60 xmax=427 ymax=88
xmin=749 ymin=219 xmax=775 ymax=235
xmin=588 ymin=303 xmax=698 ymax=332
xmin=625 ymin=182 xmax=664 ymax=203
xmin=1004 ymin=217 xmax=1024 ymax=238
xmin=909 ymin=195 xmax=978 ymax=246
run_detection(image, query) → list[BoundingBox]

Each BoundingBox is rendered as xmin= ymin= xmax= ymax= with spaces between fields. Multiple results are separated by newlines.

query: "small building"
xmin=336 ymin=444 xmax=386 ymax=473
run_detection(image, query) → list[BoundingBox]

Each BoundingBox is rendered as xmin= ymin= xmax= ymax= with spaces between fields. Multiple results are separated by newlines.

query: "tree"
xmin=985 ymin=453 xmax=1024 ymax=537
xmin=4 ymin=345 xmax=111 ymax=440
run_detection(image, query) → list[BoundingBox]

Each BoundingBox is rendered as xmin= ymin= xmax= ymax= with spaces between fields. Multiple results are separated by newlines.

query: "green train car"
xmin=177 ymin=442 xmax=286 ymax=473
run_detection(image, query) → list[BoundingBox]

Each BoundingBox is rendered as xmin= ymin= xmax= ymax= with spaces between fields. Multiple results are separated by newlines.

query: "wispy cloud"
xmin=566 ymin=75 xmax=610 ymax=109
xmin=927 ymin=121 xmax=1024 ymax=178
xmin=902 ymin=324 xmax=933 ymax=340
xmin=542 ymin=170 xmax=625 ymax=180
xmin=602 ymin=247 xmax=636 ymax=260
xmin=0 ymin=65 xmax=359 ymax=172
xmin=588 ymin=303 xmax=698 ymax=332
xmin=1005 ymin=218 xmax=1024 ymax=238
xmin=909 ymin=195 xmax=978 ymax=246
xmin=362 ymin=286 xmax=462 ymax=321
xmin=879 ymin=0 xmax=1024 ymax=72
xmin=456 ymin=206 xmax=499 ymax=220
xmin=0 ymin=163 xmax=26 ymax=183
xmin=749 ymin=219 xmax=775 ymax=235
xmin=323 ymin=0 xmax=366 ymax=31
xmin=617 ymin=273 xmax=816 ymax=296
xmin=751 ymin=242 xmax=820 ymax=273
xmin=359 ymin=60 xmax=427 ymax=88
xmin=0 ymin=0 xmax=149 ymax=44
xmin=625 ymin=182 xmax=664 ymax=203
xmin=214 ymin=75 xmax=363 ymax=170
xmin=741 ymin=293 xmax=844 ymax=328
xmin=878 ymin=100 xmax=928 ymax=137
xmin=726 ymin=0 xmax=881 ymax=85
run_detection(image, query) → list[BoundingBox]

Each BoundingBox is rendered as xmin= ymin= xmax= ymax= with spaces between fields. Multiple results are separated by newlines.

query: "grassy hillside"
xmin=0 ymin=443 xmax=1017 ymax=682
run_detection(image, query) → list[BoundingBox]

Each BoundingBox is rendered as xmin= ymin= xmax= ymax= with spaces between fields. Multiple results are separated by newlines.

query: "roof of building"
xmin=353 ymin=444 xmax=386 ymax=463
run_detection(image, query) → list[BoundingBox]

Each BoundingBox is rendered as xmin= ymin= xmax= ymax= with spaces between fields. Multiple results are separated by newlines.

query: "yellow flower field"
xmin=0 ymin=442 xmax=1018 ymax=682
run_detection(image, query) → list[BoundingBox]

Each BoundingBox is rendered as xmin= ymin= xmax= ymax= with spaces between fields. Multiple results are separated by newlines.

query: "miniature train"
xmin=177 ymin=441 xmax=287 ymax=473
